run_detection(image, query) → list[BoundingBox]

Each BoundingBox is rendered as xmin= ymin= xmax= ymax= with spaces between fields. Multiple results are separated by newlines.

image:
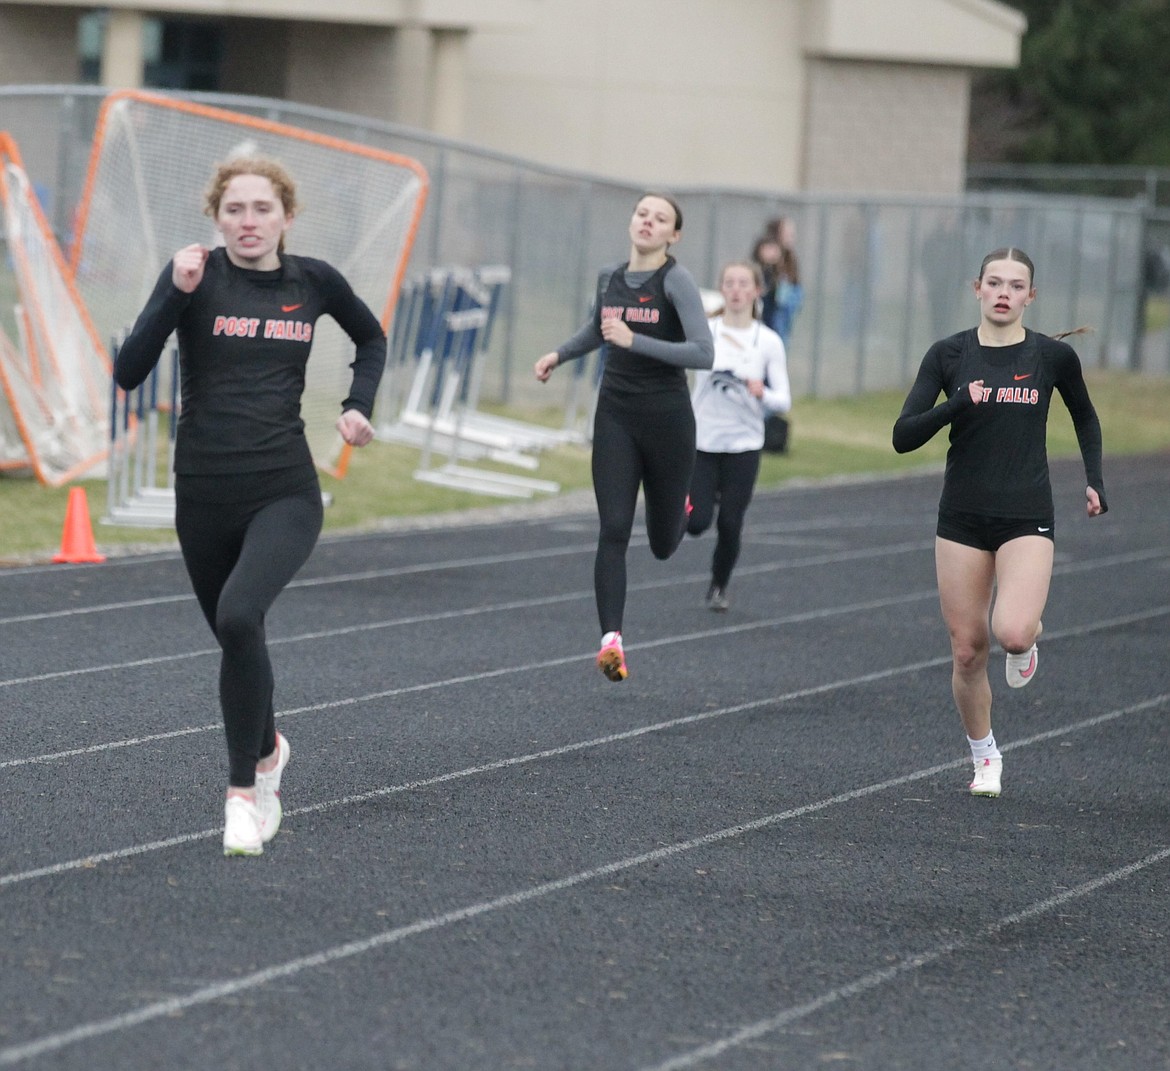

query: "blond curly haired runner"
xmin=116 ymin=157 xmax=386 ymax=855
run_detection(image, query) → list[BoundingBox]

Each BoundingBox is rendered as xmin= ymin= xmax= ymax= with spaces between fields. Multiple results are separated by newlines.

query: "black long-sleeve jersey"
xmin=893 ymin=328 xmax=1107 ymax=518
xmin=555 ymin=257 xmax=714 ymax=409
xmin=115 ymin=248 xmax=386 ymax=476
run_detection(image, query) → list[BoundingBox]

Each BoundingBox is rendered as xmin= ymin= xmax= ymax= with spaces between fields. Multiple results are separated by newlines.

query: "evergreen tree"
xmin=971 ymin=0 xmax=1170 ymax=165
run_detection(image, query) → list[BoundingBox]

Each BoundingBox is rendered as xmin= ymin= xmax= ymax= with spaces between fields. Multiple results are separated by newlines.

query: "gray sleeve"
xmin=555 ymin=268 xmax=614 ymax=364
xmin=627 ymin=264 xmax=715 ymax=370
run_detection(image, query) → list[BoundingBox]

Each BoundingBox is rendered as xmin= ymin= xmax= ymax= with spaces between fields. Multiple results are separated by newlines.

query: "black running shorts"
xmin=936 ymin=508 xmax=1055 ymax=552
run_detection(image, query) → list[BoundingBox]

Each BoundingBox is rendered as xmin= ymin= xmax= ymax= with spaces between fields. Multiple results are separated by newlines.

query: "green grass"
xmin=3 ymin=370 xmax=1167 ymax=564
xmin=1145 ymin=296 xmax=1170 ymax=333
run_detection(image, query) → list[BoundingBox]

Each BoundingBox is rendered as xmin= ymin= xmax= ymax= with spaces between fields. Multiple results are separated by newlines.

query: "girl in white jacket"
xmin=687 ymin=262 xmax=791 ymax=610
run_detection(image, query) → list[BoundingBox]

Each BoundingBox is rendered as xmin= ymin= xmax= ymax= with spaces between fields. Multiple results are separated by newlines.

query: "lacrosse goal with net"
xmin=0 ymin=132 xmax=111 ymax=486
xmin=69 ymin=90 xmax=429 ymax=477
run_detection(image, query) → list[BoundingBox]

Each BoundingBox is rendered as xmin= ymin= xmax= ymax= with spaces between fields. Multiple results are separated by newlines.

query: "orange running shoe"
xmin=597 ymin=631 xmax=628 ymax=682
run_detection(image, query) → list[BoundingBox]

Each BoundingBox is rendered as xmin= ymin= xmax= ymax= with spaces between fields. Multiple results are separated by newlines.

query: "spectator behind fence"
xmin=751 ymin=216 xmax=803 ymax=348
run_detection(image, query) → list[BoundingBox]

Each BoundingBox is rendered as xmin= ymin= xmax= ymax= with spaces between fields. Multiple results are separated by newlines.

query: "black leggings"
xmin=687 ymin=449 xmax=761 ymax=588
xmin=590 ymin=396 xmax=695 ymax=634
xmin=175 ymin=476 xmax=323 ymax=787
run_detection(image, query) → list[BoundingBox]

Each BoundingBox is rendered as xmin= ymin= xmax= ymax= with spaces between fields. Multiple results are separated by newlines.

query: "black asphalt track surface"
xmin=1 ymin=454 xmax=1168 ymax=1071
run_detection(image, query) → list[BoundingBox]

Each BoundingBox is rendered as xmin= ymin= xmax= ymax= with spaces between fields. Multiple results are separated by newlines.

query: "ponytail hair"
xmin=1050 ymin=326 xmax=1094 ymax=341
xmin=979 ymin=247 xmax=1093 ymax=340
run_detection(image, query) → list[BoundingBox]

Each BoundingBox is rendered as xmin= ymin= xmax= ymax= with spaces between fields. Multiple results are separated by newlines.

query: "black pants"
xmin=175 ymin=471 xmax=323 ymax=787
xmin=686 ymin=449 xmax=761 ymax=588
xmin=590 ymin=396 xmax=695 ymax=635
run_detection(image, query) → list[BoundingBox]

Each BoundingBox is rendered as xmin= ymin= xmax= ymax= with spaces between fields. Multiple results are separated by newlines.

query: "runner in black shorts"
xmin=534 ymin=193 xmax=714 ymax=682
xmin=116 ymin=156 xmax=386 ymax=855
xmin=893 ymin=247 xmax=1107 ymax=799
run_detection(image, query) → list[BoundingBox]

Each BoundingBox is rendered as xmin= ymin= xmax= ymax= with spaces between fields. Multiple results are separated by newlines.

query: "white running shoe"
xmin=969 ymin=757 xmax=1003 ymax=798
xmin=255 ymin=732 xmax=290 ymax=842
xmin=1005 ymin=644 xmax=1039 ymax=688
xmin=223 ymin=795 xmax=264 ymax=856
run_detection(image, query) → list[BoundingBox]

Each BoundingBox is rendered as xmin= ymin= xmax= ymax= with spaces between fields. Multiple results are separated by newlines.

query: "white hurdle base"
xmin=102 ymin=486 xmax=176 ymax=527
xmin=380 ymin=415 xmax=541 ymax=469
xmin=414 ymin=463 xmax=560 ymax=499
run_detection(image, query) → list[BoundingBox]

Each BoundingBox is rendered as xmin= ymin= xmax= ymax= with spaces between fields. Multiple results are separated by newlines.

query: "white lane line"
xmin=0 ymin=457 xmax=1161 ymax=588
xmin=0 ymin=589 xmax=936 ymax=767
xmin=0 ymin=594 xmax=195 ymax=625
xmin=638 ymin=845 xmax=1170 ymax=1071
xmin=1 ymin=651 xmax=958 ymax=883
xmin=5 ymin=537 xmax=1160 ymax=631
xmin=0 ymin=544 xmax=1163 ymax=690
xmin=2 ymin=603 xmax=1167 ymax=772
xmin=0 ymin=545 xmax=940 ymax=688
xmin=0 ymin=543 xmax=598 ymax=625
xmin=1 ymin=691 xmax=1166 ymax=1067
xmin=1 ymin=631 xmax=1165 ymax=891
xmin=0 ymin=648 xmax=222 ymax=690
xmin=0 ymin=539 xmax=931 ymax=627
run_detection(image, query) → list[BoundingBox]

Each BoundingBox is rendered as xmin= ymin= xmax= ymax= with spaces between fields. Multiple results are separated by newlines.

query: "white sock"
xmin=601 ymin=631 xmax=621 ymax=646
xmin=967 ymin=731 xmax=1001 ymax=763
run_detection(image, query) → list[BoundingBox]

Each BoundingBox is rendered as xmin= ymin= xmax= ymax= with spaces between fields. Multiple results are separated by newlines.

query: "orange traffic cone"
xmin=52 ymin=486 xmax=106 ymax=564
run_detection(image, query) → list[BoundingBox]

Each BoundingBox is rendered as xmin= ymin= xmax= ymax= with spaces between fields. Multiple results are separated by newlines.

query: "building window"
xmin=77 ymin=11 xmax=104 ymax=84
xmin=76 ymin=12 xmax=224 ymax=89
xmin=144 ymin=18 xmax=224 ymax=91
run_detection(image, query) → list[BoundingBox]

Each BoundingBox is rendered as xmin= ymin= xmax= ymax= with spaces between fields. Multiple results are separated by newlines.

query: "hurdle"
xmin=102 ymin=343 xmax=177 ymax=528
xmin=562 ymin=346 xmax=602 ymax=445
xmin=427 ymin=266 xmax=585 ymax=454
xmin=377 ymin=266 xmax=587 ymax=467
xmin=413 ymin=298 xmax=560 ymax=499
xmin=377 ymin=270 xmax=507 ymax=463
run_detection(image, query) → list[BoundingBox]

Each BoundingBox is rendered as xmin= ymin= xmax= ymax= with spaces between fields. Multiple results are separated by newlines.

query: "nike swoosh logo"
xmin=1013 ymin=373 xmax=1031 ymax=381
xmin=1038 ymin=527 xmax=1050 ymax=532
xmin=638 ymin=296 xmax=653 ymax=303
xmin=282 ymin=303 xmax=303 ymax=313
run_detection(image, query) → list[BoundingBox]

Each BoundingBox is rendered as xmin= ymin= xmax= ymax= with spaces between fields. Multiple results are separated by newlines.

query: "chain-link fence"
xmin=970 ymin=162 xmax=1170 ymax=377
xmin=1 ymin=86 xmax=1157 ymax=423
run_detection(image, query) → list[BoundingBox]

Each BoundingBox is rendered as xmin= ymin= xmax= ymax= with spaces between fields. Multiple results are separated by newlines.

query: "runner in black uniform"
xmin=893 ymin=247 xmax=1107 ymax=799
xmin=115 ymin=157 xmax=386 ymax=855
xmin=534 ymin=193 xmax=714 ymax=681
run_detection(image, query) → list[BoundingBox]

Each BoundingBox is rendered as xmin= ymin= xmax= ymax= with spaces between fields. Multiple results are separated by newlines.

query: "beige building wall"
xmin=282 ymin=22 xmax=398 ymax=118
xmin=803 ymin=0 xmax=1028 ymax=67
xmin=462 ymin=0 xmax=808 ymax=190
xmin=461 ymin=0 xmax=1020 ymax=193
xmin=802 ymin=60 xmax=972 ymax=194
xmin=0 ymin=0 xmax=1024 ymax=194
xmin=0 ymin=4 xmax=83 ymax=83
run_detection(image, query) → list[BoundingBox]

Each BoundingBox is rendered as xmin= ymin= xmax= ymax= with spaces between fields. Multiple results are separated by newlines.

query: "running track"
xmin=1 ymin=455 xmax=1168 ymax=1070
